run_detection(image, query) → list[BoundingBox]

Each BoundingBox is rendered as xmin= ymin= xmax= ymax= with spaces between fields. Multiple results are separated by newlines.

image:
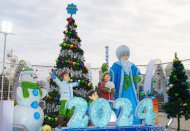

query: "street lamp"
xmin=6 ymin=49 xmax=18 ymax=99
xmin=105 ymin=45 xmax=109 ymax=68
xmin=0 ymin=20 xmax=14 ymax=101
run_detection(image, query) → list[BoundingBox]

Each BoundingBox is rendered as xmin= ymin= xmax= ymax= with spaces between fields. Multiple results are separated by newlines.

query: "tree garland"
xmin=56 ymin=59 xmax=88 ymax=73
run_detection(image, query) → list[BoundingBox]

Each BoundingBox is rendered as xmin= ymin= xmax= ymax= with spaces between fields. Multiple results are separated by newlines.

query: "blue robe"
xmin=110 ymin=61 xmax=141 ymax=125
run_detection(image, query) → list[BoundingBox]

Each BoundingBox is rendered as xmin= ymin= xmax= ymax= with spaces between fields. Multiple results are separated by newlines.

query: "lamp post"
xmin=6 ymin=49 xmax=18 ymax=99
xmin=0 ymin=21 xmax=14 ymax=101
xmin=105 ymin=45 xmax=109 ymax=68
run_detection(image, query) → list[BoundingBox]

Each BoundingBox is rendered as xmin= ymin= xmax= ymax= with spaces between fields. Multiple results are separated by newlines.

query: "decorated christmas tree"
xmin=43 ymin=3 xmax=93 ymax=127
xmin=162 ymin=53 xmax=190 ymax=131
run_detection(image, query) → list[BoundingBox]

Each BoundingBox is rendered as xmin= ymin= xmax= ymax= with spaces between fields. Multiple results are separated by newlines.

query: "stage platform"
xmin=54 ymin=125 xmax=164 ymax=131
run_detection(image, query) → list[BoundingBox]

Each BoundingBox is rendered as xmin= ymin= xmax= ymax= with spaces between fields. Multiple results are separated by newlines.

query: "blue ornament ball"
xmin=184 ymin=75 xmax=188 ymax=79
xmin=177 ymin=66 xmax=182 ymax=71
xmin=181 ymin=82 xmax=186 ymax=86
xmin=71 ymin=32 xmax=75 ymax=37
xmin=56 ymin=98 xmax=60 ymax=102
xmin=168 ymin=96 xmax=172 ymax=101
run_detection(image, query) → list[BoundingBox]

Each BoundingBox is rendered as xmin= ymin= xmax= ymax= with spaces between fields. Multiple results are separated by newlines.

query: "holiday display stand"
xmin=55 ymin=125 xmax=164 ymax=131
xmin=52 ymin=97 xmax=164 ymax=130
xmin=0 ymin=100 xmax=14 ymax=131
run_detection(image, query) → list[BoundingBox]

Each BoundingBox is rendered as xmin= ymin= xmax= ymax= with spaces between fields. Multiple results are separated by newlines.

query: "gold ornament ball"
xmin=73 ymin=62 xmax=76 ymax=65
xmin=173 ymin=58 xmax=177 ymax=62
xmin=70 ymin=79 xmax=73 ymax=82
xmin=78 ymin=80 xmax=81 ymax=82
xmin=55 ymin=117 xmax=58 ymax=121
xmin=63 ymin=43 xmax=66 ymax=46
xmin=183 ymin=103 xmax=187 ymax=106
xmin=88 ymin=82 xmax=91 ymax=86
xmin=41 ymin=125 xmax=52 ymax=131
xmin=70 ymin=44 xmax=74 ymax=48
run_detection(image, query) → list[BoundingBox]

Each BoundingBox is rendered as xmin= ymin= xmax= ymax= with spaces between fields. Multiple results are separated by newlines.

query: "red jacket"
xmin=100 ymin=81 xmax=114 ymax=100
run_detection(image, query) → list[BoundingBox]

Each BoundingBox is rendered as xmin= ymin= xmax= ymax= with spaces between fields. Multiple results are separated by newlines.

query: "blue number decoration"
xmin=90 ymin=98 xmax=111 ymax=127
xmin=135 ymin=98 xmax=156 ymax=126
xmin=113 ymin=98 xmax=133 ymax=126
xmin=66 ymin=97 xmax=88 ymax=128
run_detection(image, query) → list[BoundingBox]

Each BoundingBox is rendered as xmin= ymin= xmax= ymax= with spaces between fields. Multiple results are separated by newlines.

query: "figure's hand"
xmin=51 ymin=73 xmax=56 ymax=79
xmin=111 ymin=88 xmax=116 ymax=93
xmin=76 ymin=81 xmax=80 ymax=86
xmin=133 ymin=76 xmax=142 ymax=83
xmin=103 ymin=87 xmax=109 ymax=92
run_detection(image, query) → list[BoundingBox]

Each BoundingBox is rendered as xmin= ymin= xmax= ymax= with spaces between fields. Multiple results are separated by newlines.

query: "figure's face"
xmin=63 ymin=74 xmax=70 ymax=82
xmin=121 ymin=54 xmax=129 ymax=60
xmin=89 ymin=92 xmax=99 ymax=100
xmin=104 ymin=74 xmax=110 ymax=82
xmin=21 ymin=72 xmax=38 ymax=83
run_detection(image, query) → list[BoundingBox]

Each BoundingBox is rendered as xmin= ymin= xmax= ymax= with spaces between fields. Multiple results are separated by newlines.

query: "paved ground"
xmin=158 ymin=112 xmax=190 ymax=131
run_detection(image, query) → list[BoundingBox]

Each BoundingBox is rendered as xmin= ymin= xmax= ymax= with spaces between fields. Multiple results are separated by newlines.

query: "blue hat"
xmin=116 ymin=45 xmax=130 ymax=60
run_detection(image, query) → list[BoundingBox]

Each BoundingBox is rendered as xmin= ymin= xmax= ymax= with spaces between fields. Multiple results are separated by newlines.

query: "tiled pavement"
xmin=158 ymin=112 xmax=190 ymax=131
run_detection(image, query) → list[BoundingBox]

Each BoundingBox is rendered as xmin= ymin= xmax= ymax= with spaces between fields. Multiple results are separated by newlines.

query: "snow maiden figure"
xmin=110 ymin=45 xmax=142 ymax=125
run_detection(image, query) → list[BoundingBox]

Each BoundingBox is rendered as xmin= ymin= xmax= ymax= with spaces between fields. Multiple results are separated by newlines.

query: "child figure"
xmin=100 ymin=71 xmax=116 ymax=101
xmin=87 ymin=90 xmax=99 ymax=126
xmin=87 ymin=90 xmax=99 ymax=105
xmin=51 ymin=71 xmax=79 ymax=121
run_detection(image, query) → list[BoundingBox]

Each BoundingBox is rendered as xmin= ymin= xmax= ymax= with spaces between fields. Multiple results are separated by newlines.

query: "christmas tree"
xmin=162 ymin=53 xmax=190 ymax=131
xmin=43 ymin=3 xmax=93 ymax=127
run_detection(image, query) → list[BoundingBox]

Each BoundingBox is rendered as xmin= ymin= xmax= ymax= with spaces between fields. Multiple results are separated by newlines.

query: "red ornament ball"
xmin=83 ymin=66 xmax=87 ymax=70
xmin=50 ymin=96 xmax=53 ymax=100
xmin=84 ymin=81 xmax=88 ymax=86
xmin=67 ymin=17 xmax=72 ymax=21
xmin=68 ymin=19 xmax=72 ymax=24
xmin=69 ymin=61 xmax=73 ymax=65
xmin=62 ymin=61 xmax=65 ymax=64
